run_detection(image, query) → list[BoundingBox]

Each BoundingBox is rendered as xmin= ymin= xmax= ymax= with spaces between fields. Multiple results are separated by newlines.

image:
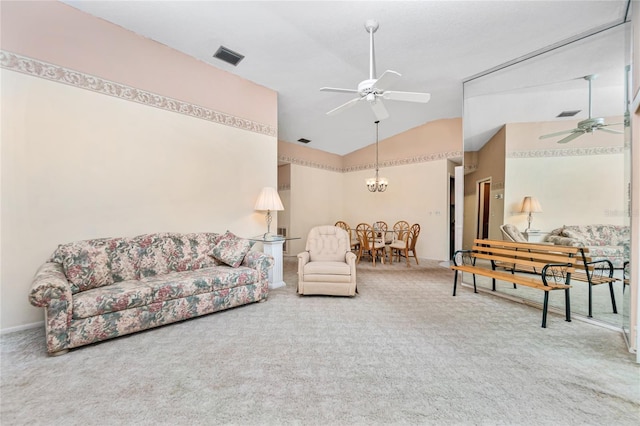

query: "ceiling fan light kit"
xmin=539 ymin=74 xmax=623 ymax=144
xmin=320 ymin=19 xmax=431 ymax=121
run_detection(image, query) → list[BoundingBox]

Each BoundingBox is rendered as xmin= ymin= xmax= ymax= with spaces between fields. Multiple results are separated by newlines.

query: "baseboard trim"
xmin=1 ymin=321 xmax=43 ymax=335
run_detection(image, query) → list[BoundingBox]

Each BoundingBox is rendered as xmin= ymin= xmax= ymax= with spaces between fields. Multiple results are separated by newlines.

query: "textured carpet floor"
xmin=1 ymin=257 xmax=638 ymax=425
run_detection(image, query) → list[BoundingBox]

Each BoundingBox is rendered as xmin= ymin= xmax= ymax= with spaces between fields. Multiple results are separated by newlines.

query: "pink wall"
xmin=0 ymin=0 xmax=276 ymax=127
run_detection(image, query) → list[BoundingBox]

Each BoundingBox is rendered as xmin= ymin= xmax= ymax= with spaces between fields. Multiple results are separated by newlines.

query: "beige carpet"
xmin=1 ymin=256 xmax=638 ymax=425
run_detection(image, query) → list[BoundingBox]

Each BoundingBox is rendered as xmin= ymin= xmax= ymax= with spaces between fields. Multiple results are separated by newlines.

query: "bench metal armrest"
xmin=541 ymin=262 xmax=572 ymax=286
xmin=452 ymin=249 xmax=474 ymax=267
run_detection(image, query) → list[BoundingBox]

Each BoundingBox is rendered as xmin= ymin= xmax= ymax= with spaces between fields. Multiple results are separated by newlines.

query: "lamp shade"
xmin=520 ymin=196 xmax=542 ymax=213
xmin=254 ymin=187 xmax=284 ymax=211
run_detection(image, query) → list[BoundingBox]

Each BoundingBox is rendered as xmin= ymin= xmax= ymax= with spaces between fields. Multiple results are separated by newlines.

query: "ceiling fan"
xmin=320 ymin=19 xmax=431 ymax=120
xmin=538 ymin=75 xmax=623 ymax=144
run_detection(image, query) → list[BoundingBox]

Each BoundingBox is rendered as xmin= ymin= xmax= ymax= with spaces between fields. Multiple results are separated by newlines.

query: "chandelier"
xmin=366 ymin=120 xmax=388 ymax=192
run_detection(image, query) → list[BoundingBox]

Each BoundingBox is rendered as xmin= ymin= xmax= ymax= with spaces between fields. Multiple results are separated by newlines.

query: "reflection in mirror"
xmin=462 ymin=23 xmax=631 ymax=331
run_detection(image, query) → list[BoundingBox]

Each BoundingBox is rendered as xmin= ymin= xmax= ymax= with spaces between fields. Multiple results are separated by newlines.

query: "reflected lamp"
xmin=520 ymin=196 xmax=542 ymax=231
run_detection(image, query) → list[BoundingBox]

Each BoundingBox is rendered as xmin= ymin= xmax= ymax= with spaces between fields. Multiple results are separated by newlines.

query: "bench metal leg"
xmin=609 ymin=282 xmax=618 ymax=314
xmin=453 ymin=271 xmax=458 ymax=296
xmin=565 ymin=288 xmax=571 ymax=322
xmin=492 ymin=278 xmax=496 ymax=291
xmin=473 ymin=274 xmax=477 ymax=293
xmin=542 ymin=292 xmax=549 ymax=328
xmin=588 ymin=282 xmax=593 ymax=318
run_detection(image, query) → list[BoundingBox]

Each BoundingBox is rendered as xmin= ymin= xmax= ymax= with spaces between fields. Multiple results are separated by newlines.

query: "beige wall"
xmin=463 ymin=126 xmax=506 ymax=248
xmin=280 ymin=118 xmax=462 ymax=261
xmin=342 ymin=161 xmax=451 ymax=261
xmin=505 ymin=154 xmax=625 ymax=229
xmin=1 ymin=3 xmax=277 ymax=331
xmin=288 ymin=165 xmax=344 ymax=255
xmin=503 ymin=119 xmax=626 ymax=231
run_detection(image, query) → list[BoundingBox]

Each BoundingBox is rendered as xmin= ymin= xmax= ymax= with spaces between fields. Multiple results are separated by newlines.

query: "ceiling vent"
xmin=213 ymin=46 xmax=244 ymax=66
xmin=556 ymin=110 xmax=581 ymax=117
xmin=297 ymin=138 xmax=311 ymax=144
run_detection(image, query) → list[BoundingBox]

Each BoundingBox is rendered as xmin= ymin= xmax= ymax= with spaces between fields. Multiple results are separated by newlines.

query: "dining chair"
xmin=392 ymin=220 xmax=410 ymax=244
xmin=355 ymin=223 xmax=386 ymax=266
xmin=389 ymin=223 xmax=420 ymax=266
xmin=335 ymin=220 xmax=359 ymax=252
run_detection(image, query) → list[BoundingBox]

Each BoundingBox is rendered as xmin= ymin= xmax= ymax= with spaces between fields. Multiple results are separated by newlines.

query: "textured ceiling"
xmin=62 ymin=0 xmax=630 ymax=155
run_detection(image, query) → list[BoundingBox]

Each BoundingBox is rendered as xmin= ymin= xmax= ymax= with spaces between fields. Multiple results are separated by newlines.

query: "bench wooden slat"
xmin=451 ymin=264 xmax=571 ymax=290
xmin=472 ymin=246 xmax=578 ymax=265
xmin=473 ymin=238 xmax=581 ymax=254
xmin=472 ymin=252 xmax=577 ymax=274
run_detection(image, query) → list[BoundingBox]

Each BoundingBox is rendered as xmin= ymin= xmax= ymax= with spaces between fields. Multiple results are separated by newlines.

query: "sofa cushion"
xmin=304 ymin=261 xmax=351 ymax=275
xmin=136 ymin=233 xmax=183 ymax=278
xmin=109 ymin=237 xmax=140 ymax=283
xmin=142 ymin=266 xmax=259 ymax=304
xmin=183 ymin=232 xmax=221 ymax=270
xmin=72 ymin=280 xmax=153 ymax=319
xmin=560 ymin=229 xmax=587 ymax=244
xmin=209 ymin=231 xmax=253 ymax=268
xmin=52 ymin=238 xmax=115 ymax=294
xmin=306 ymin=226 xmax=349 ymax=262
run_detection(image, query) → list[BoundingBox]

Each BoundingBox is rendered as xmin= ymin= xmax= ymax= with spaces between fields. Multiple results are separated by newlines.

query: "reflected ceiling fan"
xmin=320 ymin=19 xmax=431 ymax=120
xmin=539 ymin=75 xmax=623 ymax=144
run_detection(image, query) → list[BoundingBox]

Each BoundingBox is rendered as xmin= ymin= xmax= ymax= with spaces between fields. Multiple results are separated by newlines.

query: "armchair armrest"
xmin=297 ymin=251 xmax=310 ymax=275
xmin=345 ymin=251 xmax=356 ymax=265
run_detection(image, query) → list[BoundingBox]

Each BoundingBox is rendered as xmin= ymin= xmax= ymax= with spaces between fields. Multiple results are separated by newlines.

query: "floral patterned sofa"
xmin=29 ymin=231 xmax=273 ymax=355
xmin=544 ymin=224 xmax=630 ymax=268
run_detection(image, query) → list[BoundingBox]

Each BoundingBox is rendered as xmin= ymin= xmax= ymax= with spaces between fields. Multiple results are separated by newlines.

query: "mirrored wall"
xmin=462 ymin=22 xmax=632 ymax=334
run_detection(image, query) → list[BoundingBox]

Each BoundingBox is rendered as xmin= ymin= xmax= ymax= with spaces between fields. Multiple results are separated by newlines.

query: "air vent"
xmin=556 ymin=110 xmax=581 ymax=118
xmin=297 ymin=138 xmax=311 ymax=144
xmin=213 ymin=46 xmax=244 ymax=66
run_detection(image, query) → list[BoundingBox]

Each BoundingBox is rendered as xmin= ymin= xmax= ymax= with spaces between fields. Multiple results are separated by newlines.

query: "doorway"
xmin=477 ymin=179 xmax=491 ymax=239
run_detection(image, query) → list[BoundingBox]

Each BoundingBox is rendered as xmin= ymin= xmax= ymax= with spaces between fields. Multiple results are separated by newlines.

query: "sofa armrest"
xmin=242 ymin=251 xmax=274 ymax=282
xmin=29 ymin=262 xmax=73 ymax=354
xmin=545 ymin=235 xmax=585 ymax=247
xmin=29 ymin=262 xmax=72 ymax=308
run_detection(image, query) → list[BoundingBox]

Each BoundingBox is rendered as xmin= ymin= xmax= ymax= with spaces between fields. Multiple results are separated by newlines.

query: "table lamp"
xmin=254 ymin=187 xmax=284 ymax=239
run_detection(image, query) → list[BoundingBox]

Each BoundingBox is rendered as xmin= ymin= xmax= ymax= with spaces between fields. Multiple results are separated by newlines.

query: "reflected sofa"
xmin=545 ymin=224 xmax=629 ymax=268
xmin=29 ymin=231 xmax=273 ymax=355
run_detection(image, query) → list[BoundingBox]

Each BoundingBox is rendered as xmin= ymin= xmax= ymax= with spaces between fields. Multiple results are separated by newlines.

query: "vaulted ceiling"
xmin=62 ymin=1 xmax=630 ymax=155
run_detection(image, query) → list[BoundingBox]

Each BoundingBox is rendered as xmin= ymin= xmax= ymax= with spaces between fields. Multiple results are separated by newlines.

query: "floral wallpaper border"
xmin=279 ymin=150 xmax=463 ymax=173
xmin=0 ymin=50 xmax=276 ymax=137
xmin=507 ymin=146 xmax=625 ymax=158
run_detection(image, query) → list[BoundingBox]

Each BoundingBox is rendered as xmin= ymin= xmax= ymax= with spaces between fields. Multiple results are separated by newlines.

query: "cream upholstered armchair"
xmin=297 ymin=225 xmax=357 ymax=296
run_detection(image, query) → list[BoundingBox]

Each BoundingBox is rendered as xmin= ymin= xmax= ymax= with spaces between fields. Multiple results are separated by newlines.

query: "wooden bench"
xmin=495 ymin=246 xmax=619 ymax=318
xmin=451 ymin=239 xmax=582 ymax=328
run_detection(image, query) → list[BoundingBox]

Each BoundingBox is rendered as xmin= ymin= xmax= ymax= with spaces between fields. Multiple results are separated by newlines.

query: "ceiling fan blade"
xmin=326 ymin=97 xmax=362 ymax=116
xmin=538 ymin=129 xmax=577 ymax=139
xmin=382 ymin=90 xmax=431 ymax=103
xmin=374 ymin=70 xmax=401 ymax=91
xmin=370 ymin=99 xmax=389 ymax=120
xmin=320 ymin=87 xmax=358 ymax=94
xmin=556 ymin=131 xmax=585 ymax=144
xmin=597 ymin=127 xmax=624 ymax=134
